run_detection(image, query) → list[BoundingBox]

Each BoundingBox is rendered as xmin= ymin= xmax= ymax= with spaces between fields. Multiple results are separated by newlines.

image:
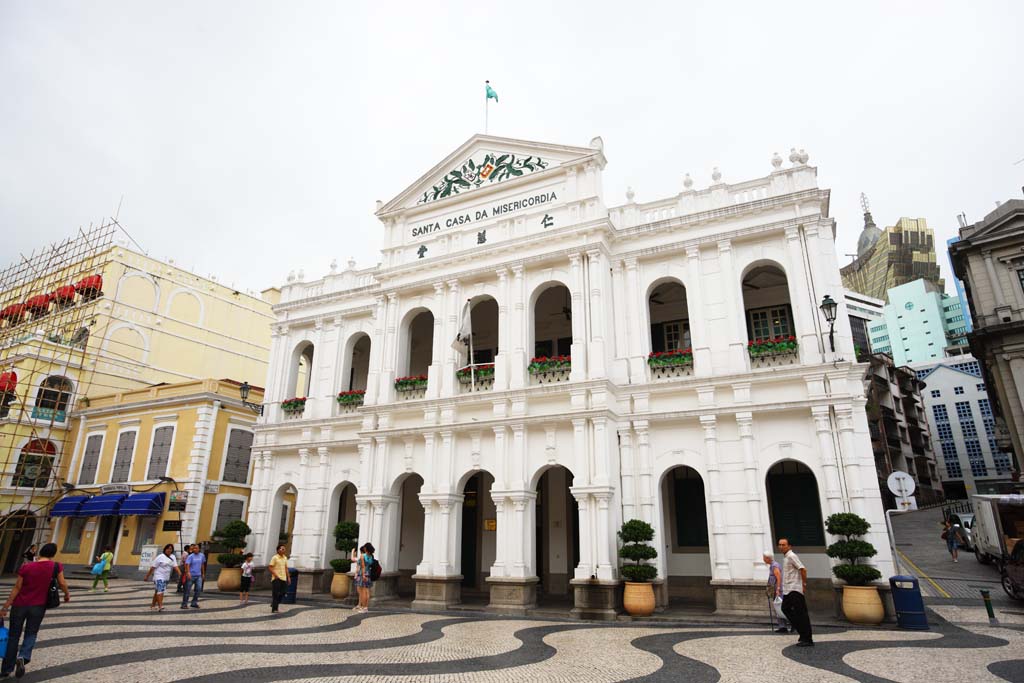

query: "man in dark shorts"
xmin=0 ymin=543 xmax=70 ymax=678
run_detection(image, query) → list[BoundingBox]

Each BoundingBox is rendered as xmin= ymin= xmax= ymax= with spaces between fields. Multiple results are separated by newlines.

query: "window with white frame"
xmin=77 ymin=434 xmax=103 ymax=485
xmin=214 ymin=498 xmax=245 ymax=534
xmin=222 ymin=429 xmax=254 ymax=484
xmin=110 ymin=431 xmax=137 ymax=483
xmin=146 ymin=426 xmax=174 ymax=480
xmin=747 ymin=305 xmax=793 ymax=341
xmin=62 ymin=518 xmax=88 ymax=554
xmin=132 ymin=517 xmax=158 ymax=554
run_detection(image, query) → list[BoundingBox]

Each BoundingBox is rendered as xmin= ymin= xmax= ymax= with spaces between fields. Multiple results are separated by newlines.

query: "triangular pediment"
xmin=378 ymin=134 xmax=605 ymax=217
xmin=966 ymin=199 xmax=1024 ymax=243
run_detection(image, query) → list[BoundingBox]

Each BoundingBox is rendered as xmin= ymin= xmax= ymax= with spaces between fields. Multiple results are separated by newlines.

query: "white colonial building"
xmin=247 ymin=135 xmax=894 ymax=618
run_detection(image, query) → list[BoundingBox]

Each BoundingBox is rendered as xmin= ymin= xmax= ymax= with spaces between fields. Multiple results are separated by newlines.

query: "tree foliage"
xmin=824 ymin=512 xmax=881 ymax=586
xmin=618 ymin=519 xmax=658 ymax=583
xmin=213 ymin=520 xmax=252 ymax=553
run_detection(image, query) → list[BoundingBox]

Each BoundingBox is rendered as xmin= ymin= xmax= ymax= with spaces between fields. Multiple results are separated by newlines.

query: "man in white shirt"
xmin=777 ymin=538 xmax=813 ymax=646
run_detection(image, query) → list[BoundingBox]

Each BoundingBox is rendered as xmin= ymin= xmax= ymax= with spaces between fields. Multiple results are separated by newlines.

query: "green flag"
xmin=485 ymin=81 xmax=498 ymax=103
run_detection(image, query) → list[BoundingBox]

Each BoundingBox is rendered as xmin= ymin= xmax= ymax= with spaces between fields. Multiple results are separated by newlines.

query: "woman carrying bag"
xmin=91 ymin=546 xmax=114 ymax=592
xmin=0 ymin=543 xmax=70 ymax=678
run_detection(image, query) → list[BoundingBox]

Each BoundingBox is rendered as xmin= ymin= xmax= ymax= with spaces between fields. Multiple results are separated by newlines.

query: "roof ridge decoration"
xmin=418 ymin=153 xmax=548 ymax=205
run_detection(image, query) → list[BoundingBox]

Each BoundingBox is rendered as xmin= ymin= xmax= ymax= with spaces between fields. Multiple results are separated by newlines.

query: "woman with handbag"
xmin=91 ymin=546 xmax=114 ymax=592
xmin=0 ymin=543 xmax=70 ymax=679
xmin=352 ymin=543 xmax=376 ymax=614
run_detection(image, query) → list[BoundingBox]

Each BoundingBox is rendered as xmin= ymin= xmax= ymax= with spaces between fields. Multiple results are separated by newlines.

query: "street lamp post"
xmin=819 ymin=294 xmax=838 ymax=353
xmin=239 ymin=381 xmax=264 ymax=416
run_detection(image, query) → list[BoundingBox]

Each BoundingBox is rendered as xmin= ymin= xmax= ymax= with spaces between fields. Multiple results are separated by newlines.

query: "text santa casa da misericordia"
xmin=410 ymin=191 xmax=557 ymax=238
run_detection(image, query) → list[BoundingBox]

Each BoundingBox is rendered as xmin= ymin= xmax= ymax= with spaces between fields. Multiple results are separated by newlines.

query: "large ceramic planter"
xmin=622 ymin=582 xmax=656 ymax=617
xmin=331 ymin=572 xmax=351 ymax=599
xmin=217 ymin=567 xmax=241 ymax=592
xmin=841 ymin=585 xmax=884 ymax=624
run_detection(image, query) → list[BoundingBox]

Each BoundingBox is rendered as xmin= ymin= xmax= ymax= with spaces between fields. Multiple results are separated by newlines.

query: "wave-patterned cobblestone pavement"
xmin=18 ymin=582 xmax=1024 ymax=682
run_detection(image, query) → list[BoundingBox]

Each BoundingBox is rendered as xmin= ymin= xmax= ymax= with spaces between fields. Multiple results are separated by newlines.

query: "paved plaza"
xmin=2 ymin=576 xmax=1018 ymax=683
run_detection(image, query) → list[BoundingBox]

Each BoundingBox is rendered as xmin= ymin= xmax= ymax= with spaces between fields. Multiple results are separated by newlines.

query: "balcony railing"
xmin=336 ymin=390 xmax=365 ymax=414
xmin=648 ymin=350 xmax=694 ymax=381
xmin=748 ymin=337 xmax=798 ymax=369
xmin=528 ymin=356 xmax=571 ymax=385
xmin=395 ymin=376 xmax=428 ymax=400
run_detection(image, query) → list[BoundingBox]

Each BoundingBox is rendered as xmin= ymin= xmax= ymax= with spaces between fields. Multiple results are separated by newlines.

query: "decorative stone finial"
xmin=683 ymin=173 xmax=694 ymax=190
xmin=347 ymin=257 xmax=356 ymax=270
xmin=286 ymin=270 xmax=295 ymax=283
xmin=329 ymin=259 xmax=338 ymax=273
xmin=589 ymin=136 xmax=604 ymax=151
xmin=798 ymin=149 xmax=809 ymax=165
xmin=771 ymin=152 xmax=783 ymax=169
xmin=789 ymin=148 xmax=799 ymax=165
xmin=296 ymin=268 xmax=305 ymax=282
xmin=375 ymin=199 xmax=383 ymax=212
xmin=711 ymin=167 xmax=722 ymax=183
xmin=626 ymin=186 xmax=635 ymax=202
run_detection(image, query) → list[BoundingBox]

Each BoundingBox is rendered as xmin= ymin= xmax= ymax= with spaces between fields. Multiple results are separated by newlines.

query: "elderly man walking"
xmin=777 ymin=538 xmax=813 ymax=647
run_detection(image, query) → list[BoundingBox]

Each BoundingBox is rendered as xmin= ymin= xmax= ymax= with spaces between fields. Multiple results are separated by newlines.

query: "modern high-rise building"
xmin=911 ymin=355 xmax=1015 ymax=497
xmin=844 ymin=290 xmax=884 ymax=362
xmin=866 ymin=279 xmax=969 ymax=365
xmin=841 ymin=200 xmax=943 ymax=301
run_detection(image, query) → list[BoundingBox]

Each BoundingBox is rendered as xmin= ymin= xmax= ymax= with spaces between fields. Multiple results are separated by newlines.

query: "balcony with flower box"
xmin=457 ymin=363 xmax=494 ymax=394
xmin=747 ymin=336 xmax=799 ymax=369
xmin=394 ymin=375 xmax=428 ymax=400
xmin=528 ymin=356 xmax=571 ymax=385
xmin=336 ymin=390 xmax=365 ymax=414
xmin=647 ymin=348 xmax=694 ymax=381
xmin=281 ymin=397 xmax=307 ymax=419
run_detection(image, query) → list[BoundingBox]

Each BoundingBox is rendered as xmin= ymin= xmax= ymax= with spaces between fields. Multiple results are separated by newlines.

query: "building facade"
xmin=0 ymin=234 xmax=275 ymax=572
xmin=841 ymin=210 xmax=943 ymax=302
xmin=949 ymin=199 xmax=1024 ymax=477
xmin=862 ymin=353 xmax=941 ymax=508
xmin=844 ymin=289 xmax=884 ymax=362
xmin=866 ymin=279 xmax=969 ymax=365
xmin=248 ymin=135 xmax=894 ymax=617
xmin=911 ymin=355 xmax=1014 ymax=497
xmin=49 ymin=379 xmax=263 ymax=572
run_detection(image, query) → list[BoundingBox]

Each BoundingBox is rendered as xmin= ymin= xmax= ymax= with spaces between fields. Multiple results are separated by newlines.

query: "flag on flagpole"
xmin=485 ymin=80 xmax=499 ymax=103
xmin=452 ymin=300 xmax=472 ymax=360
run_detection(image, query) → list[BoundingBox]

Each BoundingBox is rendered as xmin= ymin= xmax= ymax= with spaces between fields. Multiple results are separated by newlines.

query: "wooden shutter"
xmin=650 ymin=323 xmax=665 ymax=353
xmin=146 ymin=426 xmax=174 ymax=479
xmin=111 ymin=431 xmax=136 ymax=482
xmin=78 ymin=434 xmax=103 ymax=485
xmin=673 ymin=472 xmax=709 ymax=547
xmin=767 ymin=469 xmax=826 ymax=546
xmin=222 ymin=430 xmax=254 ymax=484
xmin=215 ymin=499 xmax=244 ymax=533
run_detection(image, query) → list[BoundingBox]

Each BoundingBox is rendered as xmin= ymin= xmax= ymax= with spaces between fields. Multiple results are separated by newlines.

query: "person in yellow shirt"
xmin=269 ymin=545 xmax=289 ymax=614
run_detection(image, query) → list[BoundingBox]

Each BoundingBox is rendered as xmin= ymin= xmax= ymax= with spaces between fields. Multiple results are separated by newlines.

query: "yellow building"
xmin=0 ymin=226 xmax=276 ymax=572
xmin=841 ymin=210 xmax=944 ymax=301
xmin=50 ymin=380 xmax=277 ymax=572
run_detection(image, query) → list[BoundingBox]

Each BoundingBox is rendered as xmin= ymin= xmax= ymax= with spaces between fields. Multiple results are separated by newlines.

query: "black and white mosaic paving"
xmin=16 ymin=582 xmax=1024 ymax=682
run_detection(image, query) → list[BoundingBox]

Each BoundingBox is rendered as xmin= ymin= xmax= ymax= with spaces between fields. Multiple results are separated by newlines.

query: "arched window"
xmin=33 ymin=375 xmax=73 ymax=422
xmin=14 ymin=439 xmax=56 ymax=488
xmin=288 ymin=343 xmax=314 ymax=398
xmin=405 ymin=311 xmax=434 ymax=377
xmin=741 ymin=264 xmax=793 ymax=342
xmin=346 ymin=334 xmax=371 ymax=392
xmin=766 ymin=461 xmax=825 ymax=547
xmin=532 ymin=284 xmax=572 ymax=359
xmin=648 ymin=281 xmax=691 ymax=353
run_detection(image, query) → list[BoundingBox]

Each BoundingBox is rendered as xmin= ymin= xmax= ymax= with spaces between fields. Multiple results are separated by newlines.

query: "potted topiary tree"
xmin=330 ymin=521 xmax=359 ymax=599
xmin=213 ymin=520 xmax=252 ymax=592
xmin=825 ymin=512 xmax=884 ymax=624
xmin=619 ymin=519 xmax=658 ymax=617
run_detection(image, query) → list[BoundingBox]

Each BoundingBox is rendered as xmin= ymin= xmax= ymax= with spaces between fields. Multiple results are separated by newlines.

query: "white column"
xmin=835 ymin=405 xmax=865 ymax=514
xmin=489 ymin=491 xmax=508 ymax=577
xmin=701 ymin=415 xmax=731 ymax=580
xmin=432 ymin=281 xmax=448 ymax=398
xmin=418 ymin=499 xmax=435 ymax=575
xmin=618 ymin=428 xmax=637 ymax=520
xmin=595 ymin=492 xmax=613 ymax=580
xmin=572 ymin=492 xmax=594 ymax=579
xmin=495 ymin=267 xmax=510 ymax=391
xmin=984 ymin=251 xmax=1008 ymax=310
xmin=292 ymin=448 xmax=314 ymax=568
xmin=685 ymin=246 xmax=711 ymax=377
xmin=586 ymin=249 xmax=608 ymax=379
xmin=248 ymin=450 xmax=268 ymax=561
xmin=378 ymin=293 xmax=399 ymax=403
xmin=364 ymin=297 xmax=385 ymax=405
xmin=624 ymin=257 xmax=645 ymax=380
xmin=811 ymin=406 xmax=845 ymax=515
xmin=783 ymin=226 xmax=821 ymax=364
xmin=572 ymin=418 xmax=590 ymax=485
xmin=568 ymin=252 xmax=588 ymax=381
xmin=609 ymin=261 xmax=629 ymax=382
xmin=736 ymin=412 xmax=765 ymax=579
xmin=510 ymin=264 xmax=527 ymax=390
xmin=315 ymin=446 xmax=330 ymax=567
xmin=717 ymin=239 xmax=746 ymax=372
xmin=634 ymin=420 xmax=654 ymax=525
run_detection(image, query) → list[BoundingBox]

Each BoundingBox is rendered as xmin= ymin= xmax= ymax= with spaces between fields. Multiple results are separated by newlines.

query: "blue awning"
xmin=119 ymin=492 xmax=165 ymax=516
xmin=76 ymin=493 xmax=128 ymax=517
xmin=49 ymin=496 xmax=90 ymax=517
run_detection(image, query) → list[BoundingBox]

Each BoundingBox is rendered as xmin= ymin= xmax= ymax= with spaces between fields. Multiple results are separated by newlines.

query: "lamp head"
xmin=820 ymin=294 xmax=838 ymax=324
xmin=239 ymin=381 xmax=250 ymax=401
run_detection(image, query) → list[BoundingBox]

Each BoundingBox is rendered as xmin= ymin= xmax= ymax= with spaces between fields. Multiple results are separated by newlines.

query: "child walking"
xmin=239 ymin=553 xmax=254 ymax=605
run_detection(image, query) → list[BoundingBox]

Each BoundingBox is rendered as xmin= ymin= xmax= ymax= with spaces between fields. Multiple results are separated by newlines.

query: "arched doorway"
xmin=395 ymin=473 xmax=425 ymax=596
xmin=266 ymin=483 xmax=298 ymax=559
xmin=0 ymin=513 xmax=37 ymax=574
xmin=325 ymin=482 xmax=357 ymax=564
xmin=765 ymin=461 xmax=825 ymax=549
xmin=458 ymin=471 xmax=496 ymax=599
xmin=659 ymin=465 xmax=712 ymax=606
xmin=535 ymin=466 xmax=579 ymax=603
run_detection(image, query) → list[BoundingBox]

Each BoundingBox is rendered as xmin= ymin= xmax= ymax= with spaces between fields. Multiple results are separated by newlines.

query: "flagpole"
xmin=485 ymin=94 xmax=489 ymax=134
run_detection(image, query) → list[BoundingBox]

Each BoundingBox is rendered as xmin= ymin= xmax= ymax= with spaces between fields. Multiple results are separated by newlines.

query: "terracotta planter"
xmin=841 ymin=585 xmax=884 ymax=625
xmin=217 ymin=567 xmax=242 ymax=592
xmin=331 ymin=572 xmax=351 ymax=599
xmin=622 ymin=581 xmax=656 ymax=617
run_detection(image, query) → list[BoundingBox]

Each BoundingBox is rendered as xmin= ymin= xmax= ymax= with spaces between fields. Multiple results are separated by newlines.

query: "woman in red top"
xmin=0 ymin=543 xmax=70 ymax=678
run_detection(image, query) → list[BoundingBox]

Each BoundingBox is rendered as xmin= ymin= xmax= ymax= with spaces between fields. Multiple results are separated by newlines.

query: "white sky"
xmin=2 ymin=1 xmax=1022 ymax=295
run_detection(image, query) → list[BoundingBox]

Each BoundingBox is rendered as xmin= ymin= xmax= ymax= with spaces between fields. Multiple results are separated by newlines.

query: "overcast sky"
xmin=2 ymin=1 xmax=1022 ymax=296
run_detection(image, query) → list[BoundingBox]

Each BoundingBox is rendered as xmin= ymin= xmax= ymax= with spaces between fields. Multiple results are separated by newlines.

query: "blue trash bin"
xmin=890 ymin=575 xmax=928 ymax=630
xmin=283 ymin=568 xmax=299 ymax=604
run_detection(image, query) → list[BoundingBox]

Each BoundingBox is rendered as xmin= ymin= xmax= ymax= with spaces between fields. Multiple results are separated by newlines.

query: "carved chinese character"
xmin=417 ymin=245 xmax=428 ymax=259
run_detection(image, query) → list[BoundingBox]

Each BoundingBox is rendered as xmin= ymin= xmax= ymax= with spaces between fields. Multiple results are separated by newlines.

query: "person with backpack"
xmin=91 ymin=545 xmax=114 ymax=592
xmin=0 ymin=542 xmax=70 ymax=678
xmin=353 ymin=543 xmax=379 ymax=613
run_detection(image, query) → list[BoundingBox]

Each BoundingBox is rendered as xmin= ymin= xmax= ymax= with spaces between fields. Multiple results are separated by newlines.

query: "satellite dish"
xmin=887 ymin=471 xmax=916 ymax=498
